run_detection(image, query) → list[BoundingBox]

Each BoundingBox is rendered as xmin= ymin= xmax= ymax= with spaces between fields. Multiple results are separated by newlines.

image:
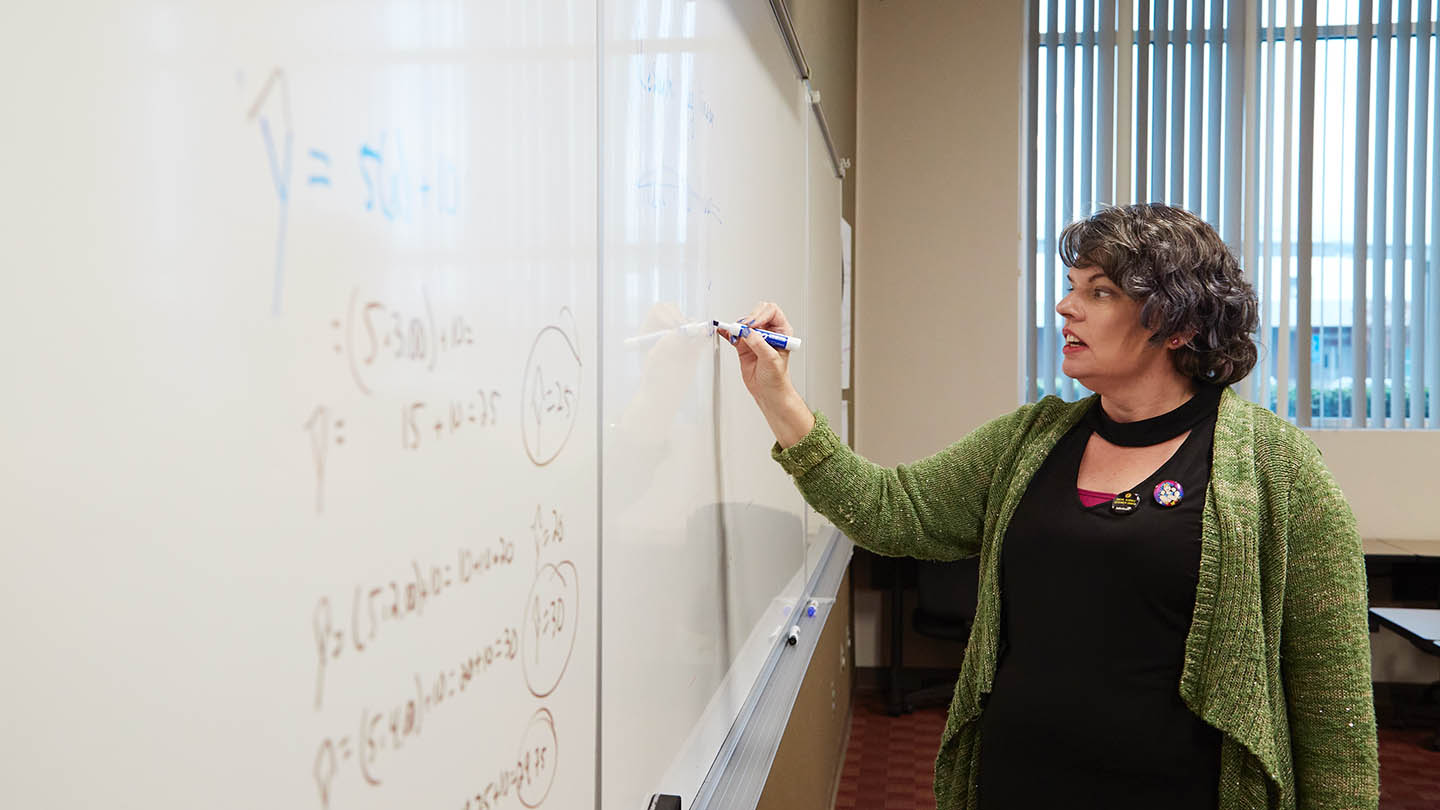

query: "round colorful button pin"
xmin=1153 ymin=480 xmax=1184 ymax=507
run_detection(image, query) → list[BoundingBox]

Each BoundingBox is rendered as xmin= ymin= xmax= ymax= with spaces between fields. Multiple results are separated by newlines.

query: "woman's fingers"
xmin=742 ymin=324 xmax=782 ymax=365
xmin=738 ymin=300 xmax=793 ymax=336
xmin=716 ymin=324 xmax=745 ymax=348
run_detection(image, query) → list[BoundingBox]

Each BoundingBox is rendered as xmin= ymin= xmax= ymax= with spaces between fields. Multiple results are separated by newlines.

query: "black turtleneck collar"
xmin=1086 ymin=383 xmax=1223 ymax=447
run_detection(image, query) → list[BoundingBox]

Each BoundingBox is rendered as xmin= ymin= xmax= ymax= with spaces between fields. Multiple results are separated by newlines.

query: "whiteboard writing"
xmin=634 ymin=166 xmax=724 ymax=224
xmin=246 ymin=68 xmax=293 ymax=314
xmin=312 ymin=535 xmax=519 ymax=709
xmin=523 ymin=561 xmax=578 ymax=698
xmin=303 ymin=405 xmax=346 ymax=514
xmin=521 ymin=311 xmax=582 ymax=467
xmin=334 ymin=287 xmax=483 ymax=396
xmin=636 ymin=54 xmax=717 ymax=141
xmin=239 ymin=66 xmax=589 ymax=810
xmin=400 ymin=391 xmax=502 ymax=452
xmin=311 ymin=631 xmax=522 ymax=807
xmin=461 ymin=708 xmax=560 ymax=810
xmin=357 ymin=131 xmax=461 ymax=222
xmin=247 ymin=68 xmax=461 ymax=313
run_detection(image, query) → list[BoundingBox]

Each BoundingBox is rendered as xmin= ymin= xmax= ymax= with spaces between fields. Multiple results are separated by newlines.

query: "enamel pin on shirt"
xmin=1153 ymin=480 xmax=1184 ymax=507
xmin=1110 ymin=491 xmax=1140 ymax=514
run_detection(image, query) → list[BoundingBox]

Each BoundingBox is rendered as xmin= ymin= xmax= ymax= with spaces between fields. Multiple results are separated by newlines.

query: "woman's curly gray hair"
xmin=1058 ymin=203 xmax=1259 ymax=386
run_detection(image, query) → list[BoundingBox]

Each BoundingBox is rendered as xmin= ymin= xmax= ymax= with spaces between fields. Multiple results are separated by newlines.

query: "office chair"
xmin=887 ymin=557 xmax=980 ymax=716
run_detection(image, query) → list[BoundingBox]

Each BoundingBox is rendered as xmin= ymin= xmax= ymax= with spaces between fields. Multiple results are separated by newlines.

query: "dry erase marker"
xmin=712 ymin=320 xmax=803 ymax=351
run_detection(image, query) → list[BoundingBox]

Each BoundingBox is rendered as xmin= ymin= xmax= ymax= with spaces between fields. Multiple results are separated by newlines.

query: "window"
xmin=1025 ymin=0 xmax=1438 ymax=428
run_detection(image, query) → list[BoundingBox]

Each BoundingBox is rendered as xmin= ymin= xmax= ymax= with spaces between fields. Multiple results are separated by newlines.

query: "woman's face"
xmin=1055 ymin=266 xmax=1173 ymax=390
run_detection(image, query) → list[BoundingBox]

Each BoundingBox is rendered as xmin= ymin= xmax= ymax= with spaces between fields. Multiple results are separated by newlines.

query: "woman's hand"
xmin=720 ymin=301 xmax=795 ymax=403
xmin=719 ymin=301 xmax=814 ymax=447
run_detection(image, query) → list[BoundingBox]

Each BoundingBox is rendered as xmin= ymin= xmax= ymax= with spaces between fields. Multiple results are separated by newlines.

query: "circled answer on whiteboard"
xmin=521 ymin=308 xmax=582 ymax=466
xmin=461 ymin=707 xmax=560 ymax=810
xmin=522 ymin=560 xmax=579 ymax=698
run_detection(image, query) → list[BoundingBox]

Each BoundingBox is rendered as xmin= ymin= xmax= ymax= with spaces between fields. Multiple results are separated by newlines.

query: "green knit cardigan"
xmin=772 ymin=387 xmax=1378 ymax=810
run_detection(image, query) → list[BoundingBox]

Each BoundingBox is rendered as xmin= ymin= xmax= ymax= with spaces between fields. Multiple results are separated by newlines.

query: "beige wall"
xmin=850 ymin=0 xmax=1026 ymax=670
xmin=1307 ymin=430 xmax=1440 ymax=542
xmin=846 ymin=0 xmax=1024 ymax=675
xmin=853 ymin=0 xmax=1025 ymax=466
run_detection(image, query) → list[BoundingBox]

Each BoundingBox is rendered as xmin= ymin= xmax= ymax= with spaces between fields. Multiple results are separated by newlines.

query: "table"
xmin=1368 ymin=606 xmax=1440 ymax=750
xmin=1370 ymin=607 xmax=1440 ymax=644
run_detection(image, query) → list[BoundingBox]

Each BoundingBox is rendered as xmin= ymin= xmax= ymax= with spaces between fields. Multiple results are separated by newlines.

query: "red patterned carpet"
xmin=836 ymin=691 xmax=1440 ymax=810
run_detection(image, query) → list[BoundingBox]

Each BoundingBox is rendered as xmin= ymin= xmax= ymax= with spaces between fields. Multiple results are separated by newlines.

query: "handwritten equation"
xmin=313 ymin=537 xmax=519 ymax=710
xmin=312 ymin=630 xmax=522 ymax=808
xmin=247 ymin=69 xmax=461 ymax=313
xmin=245 ymin=67 xmax=587 ymax=810
xmin=304 ymin=303 xmax=586 ymax=512
xmin=461 ymin=709 xmax=559 ymax=810
xmin=637 ymin=54 xmax=717 ymax=141
xmin=400 ymin=391 xmax=502 ymax=451
xmin=333 ymin=287 xmax=482 ymax=396
xmin=307 ymin=501 xmax=577 ymax=808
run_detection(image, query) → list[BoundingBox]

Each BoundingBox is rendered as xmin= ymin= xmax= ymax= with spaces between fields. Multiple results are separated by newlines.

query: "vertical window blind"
xmin=1025 ymin=0 xmax=1439 ymax=429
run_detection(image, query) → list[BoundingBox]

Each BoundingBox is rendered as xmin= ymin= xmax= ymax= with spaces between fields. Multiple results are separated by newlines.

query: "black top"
xmin=976 ymin=397 xmax=1222 ymax=810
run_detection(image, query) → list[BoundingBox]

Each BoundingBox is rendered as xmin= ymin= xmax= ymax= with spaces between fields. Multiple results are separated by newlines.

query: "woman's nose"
xmin=1055 ymin=292 xmax=1076 ymax=318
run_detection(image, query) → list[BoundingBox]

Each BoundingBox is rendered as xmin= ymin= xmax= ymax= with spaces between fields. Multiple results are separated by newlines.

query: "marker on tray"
xmin=713 ymin=319 xmax=803 ymax=351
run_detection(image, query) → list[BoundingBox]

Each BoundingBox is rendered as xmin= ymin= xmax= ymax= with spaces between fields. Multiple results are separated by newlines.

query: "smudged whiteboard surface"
xmin=1 ymin=2 xmax=597 ymax=809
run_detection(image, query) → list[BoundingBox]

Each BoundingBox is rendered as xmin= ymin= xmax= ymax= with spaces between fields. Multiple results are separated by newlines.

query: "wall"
xmin=851 ymin=0 xmax=1026 ymax=668
xmin=1307 ymin=431 xmax=1440 ymax=542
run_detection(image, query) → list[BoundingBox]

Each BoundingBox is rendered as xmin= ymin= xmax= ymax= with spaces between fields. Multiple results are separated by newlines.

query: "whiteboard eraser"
xmin=648 ymin=794 xmax=682 ymax=810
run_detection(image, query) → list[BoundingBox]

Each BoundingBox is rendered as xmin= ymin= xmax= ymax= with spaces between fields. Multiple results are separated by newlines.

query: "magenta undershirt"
xmin=1076 ymin=487 xmax=1118 ymax=508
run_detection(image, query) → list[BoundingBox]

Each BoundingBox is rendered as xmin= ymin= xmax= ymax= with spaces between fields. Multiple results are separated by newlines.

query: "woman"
xmin=720 ymin=204 xmax=1378 ymax=810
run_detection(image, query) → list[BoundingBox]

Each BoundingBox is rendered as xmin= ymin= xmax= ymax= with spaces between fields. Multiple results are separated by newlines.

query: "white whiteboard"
xmin=599 ymin=0 xmax=810 ymax=805
xmin=0 ymin=0 xmax=841 ymax=808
